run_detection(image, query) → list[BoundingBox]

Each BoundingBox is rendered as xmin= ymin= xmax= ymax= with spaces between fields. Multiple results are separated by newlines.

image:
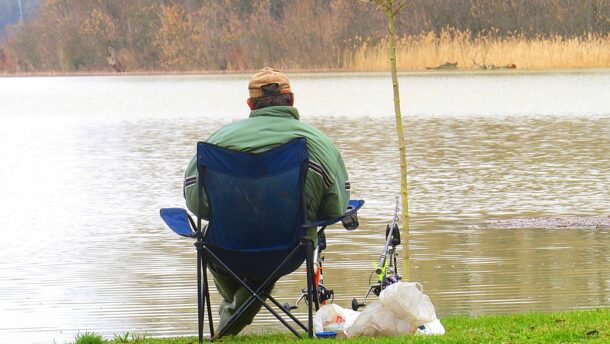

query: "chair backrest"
xmin=196 ymin=138 xmax=309 ymax=278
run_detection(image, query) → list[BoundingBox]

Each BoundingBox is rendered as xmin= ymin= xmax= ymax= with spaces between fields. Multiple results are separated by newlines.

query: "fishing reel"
xmin=284 ymin=283 xmax=334 ymax=311
xmin=352 ymin=221 xmax=402 ymax=311
xmin=284 ymin=230 xmax=334 ymax=311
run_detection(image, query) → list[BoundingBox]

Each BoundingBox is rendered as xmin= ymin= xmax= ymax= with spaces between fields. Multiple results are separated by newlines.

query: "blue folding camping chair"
xmin=160 ymin=138 xmax=363 ymax=342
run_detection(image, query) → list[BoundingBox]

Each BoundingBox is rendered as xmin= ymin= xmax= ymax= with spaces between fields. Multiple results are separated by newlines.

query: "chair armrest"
xmin=160 ymin=208 xmax=198 ymax=238
xmin=306 ymin=199 xmax=364 ymax=229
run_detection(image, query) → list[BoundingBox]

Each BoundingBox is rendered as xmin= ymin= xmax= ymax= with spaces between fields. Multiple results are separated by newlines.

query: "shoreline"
xmin=64 ymin=308 xmax=609 ymax=344
xmin=1 ymin=66 xmax=609 ymax=79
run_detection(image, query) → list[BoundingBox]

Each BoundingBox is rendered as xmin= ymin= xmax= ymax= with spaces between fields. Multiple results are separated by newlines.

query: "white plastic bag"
xmin=416 ymin=318 xmax=446 ymax=335
xmin=313 ymin=304 xmax=360 ymax=337
xmin=345 ymin=282 xmax=444 ymax=338
xmin=345 ymin=301 xmax=417 ymax=337
xmin=314 ymin=282 xmax=444 ymax=338
xmin=379 ymin=282 xmax=437 ymax=325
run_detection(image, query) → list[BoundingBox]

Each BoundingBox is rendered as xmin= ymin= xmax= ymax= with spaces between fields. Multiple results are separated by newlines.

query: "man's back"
xmin=184 ymin=105 xmax=350 ymax=223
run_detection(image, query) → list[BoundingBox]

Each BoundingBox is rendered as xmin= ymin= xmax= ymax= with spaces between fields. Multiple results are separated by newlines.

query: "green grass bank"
xmin=74 ymin=308 xmax=609 ymax=344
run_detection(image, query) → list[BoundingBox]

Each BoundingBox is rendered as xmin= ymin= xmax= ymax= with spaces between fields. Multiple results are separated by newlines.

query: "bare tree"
xmin=370 ymin=0 xmax=411 ymax=280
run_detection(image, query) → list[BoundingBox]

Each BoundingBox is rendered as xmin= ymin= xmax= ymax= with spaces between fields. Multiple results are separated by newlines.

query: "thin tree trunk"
xmin=380 ymin=0 xmax=410 ymax=280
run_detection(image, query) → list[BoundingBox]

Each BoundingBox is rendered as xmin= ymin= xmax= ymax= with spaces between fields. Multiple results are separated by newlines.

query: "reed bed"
xmin=345 ymin=29 xmax=610 ymax=71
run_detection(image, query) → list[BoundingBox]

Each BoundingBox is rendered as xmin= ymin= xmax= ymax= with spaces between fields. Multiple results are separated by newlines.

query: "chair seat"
xmin=206 ymin=243 xmax=306 ymax=280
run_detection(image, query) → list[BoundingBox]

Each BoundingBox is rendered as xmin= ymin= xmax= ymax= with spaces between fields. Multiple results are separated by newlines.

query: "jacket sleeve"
xmin=315 ymin=151 xmax=350 ymax=220
xmin=183 ymin=154 xmax=210 ymax=219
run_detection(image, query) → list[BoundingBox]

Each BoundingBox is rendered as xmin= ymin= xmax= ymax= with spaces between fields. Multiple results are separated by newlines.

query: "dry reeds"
xmin=345 ymin=28 xmax=610 ymax=71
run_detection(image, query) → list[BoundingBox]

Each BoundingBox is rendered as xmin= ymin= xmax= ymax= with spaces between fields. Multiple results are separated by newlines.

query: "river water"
xmin=0 ymin=70 xmax=609 ymax=343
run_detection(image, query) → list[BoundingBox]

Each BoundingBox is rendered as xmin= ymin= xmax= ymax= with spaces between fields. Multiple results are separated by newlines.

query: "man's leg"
xmin=209 ymin=266 xmax=275 ymax=336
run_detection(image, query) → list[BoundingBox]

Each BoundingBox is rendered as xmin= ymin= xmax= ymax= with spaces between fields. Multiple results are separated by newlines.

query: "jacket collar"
xmin=249 ymin=106 xmax=300 ymax=120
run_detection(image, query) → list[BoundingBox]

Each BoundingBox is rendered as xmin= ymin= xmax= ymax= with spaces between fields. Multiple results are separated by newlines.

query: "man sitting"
xmin=183 ymin=67 xmax=351 ymax=335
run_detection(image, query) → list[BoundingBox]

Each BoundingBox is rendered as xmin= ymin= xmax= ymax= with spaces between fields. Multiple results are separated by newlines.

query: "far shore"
xmin=3 ymin=30 xmax=608 ymax=77
xmin=2 ymin=66 xmax=609 ymax=79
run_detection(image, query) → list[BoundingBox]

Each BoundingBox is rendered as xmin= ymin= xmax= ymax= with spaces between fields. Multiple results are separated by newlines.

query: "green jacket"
xmin=184 ymin=106 xmax=350 ymax=223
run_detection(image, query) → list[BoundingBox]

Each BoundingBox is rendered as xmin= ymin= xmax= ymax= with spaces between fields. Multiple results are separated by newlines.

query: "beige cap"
xmin=248 ymin=67 xmax=291 ymax=98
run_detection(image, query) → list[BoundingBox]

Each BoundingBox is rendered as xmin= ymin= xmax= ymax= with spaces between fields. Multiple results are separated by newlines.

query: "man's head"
xmin=247 ymin=67 xmax=294 ymax=110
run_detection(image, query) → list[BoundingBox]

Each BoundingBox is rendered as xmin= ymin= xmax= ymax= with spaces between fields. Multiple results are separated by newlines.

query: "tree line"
xmin=1 ymin=0 xmax=608 ymax=73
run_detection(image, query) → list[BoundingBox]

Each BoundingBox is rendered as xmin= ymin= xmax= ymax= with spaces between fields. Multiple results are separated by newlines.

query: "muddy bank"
xmin=484 ymin=215 xmax=610 ymax=229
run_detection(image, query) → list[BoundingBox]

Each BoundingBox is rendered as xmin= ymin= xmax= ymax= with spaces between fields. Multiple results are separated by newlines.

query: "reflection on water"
xmin=0 ymin=72 xmax=609 ymax=343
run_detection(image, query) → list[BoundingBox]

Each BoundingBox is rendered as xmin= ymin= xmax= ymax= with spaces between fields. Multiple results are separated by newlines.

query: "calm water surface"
xmin=0 ymin=71 xmax=609 ymax=343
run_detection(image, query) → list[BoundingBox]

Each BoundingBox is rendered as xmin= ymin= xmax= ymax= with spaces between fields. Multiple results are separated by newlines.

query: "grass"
xmin=74 ymin=331 xmax=104 ymax=344
xmin=72 ymin=308 xmax=609 ymax=344
xmin=346 ymin=29 xmax=610 ymax=71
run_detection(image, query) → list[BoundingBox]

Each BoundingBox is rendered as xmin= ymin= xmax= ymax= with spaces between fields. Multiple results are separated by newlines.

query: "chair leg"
xmin=204 ymin=245 xmax=304 ymax=340
xmin=267 ymin=295 xmax=308 ymax=332
xmin=304 ymin=239 xmax=314 ymax=338
xmin=196 ymin=242 xmax=205 ymax=344
xmin=213 ymin=285 xmax=302 ymax=340
xmin=213 ymin=289 xmax=310 ymax=337
xmin=202 ymin=256 xmax=214 ymax=338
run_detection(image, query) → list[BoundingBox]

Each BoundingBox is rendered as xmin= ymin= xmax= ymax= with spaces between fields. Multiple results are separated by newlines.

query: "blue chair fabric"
xmin=197 ymin=138 xmax=308 ymax=279
xmin=160 ymin=208 xmax=196 ymax=238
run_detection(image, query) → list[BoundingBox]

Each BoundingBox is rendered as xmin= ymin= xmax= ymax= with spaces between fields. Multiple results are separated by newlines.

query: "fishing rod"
xmin=352 ymin=196 xmax=401 ymax=311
